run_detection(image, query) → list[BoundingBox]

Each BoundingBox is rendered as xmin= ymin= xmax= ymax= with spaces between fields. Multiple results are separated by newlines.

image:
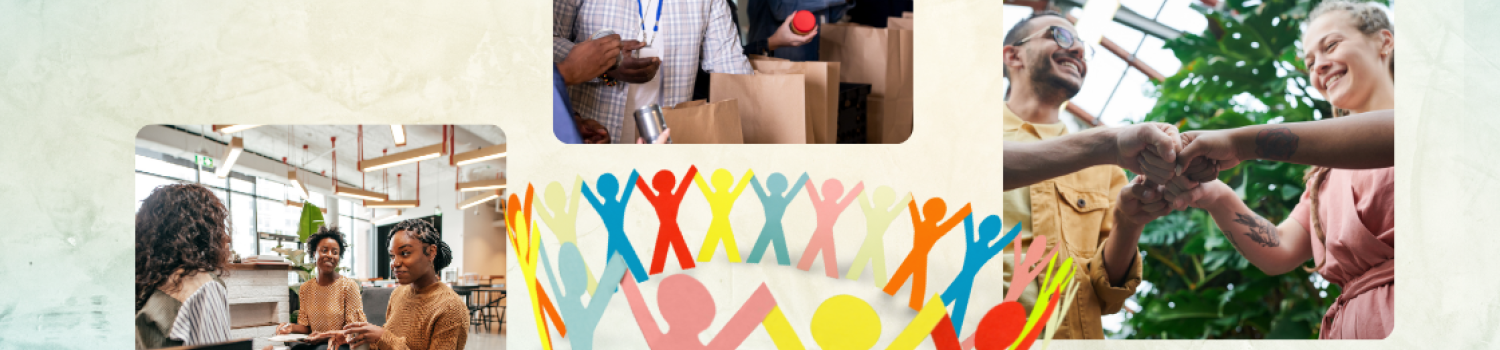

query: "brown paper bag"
xmin=748 ymin=54 xmax=790 ymax=62
xmin=750 ymin=60 xmax=840 ymax=144
xmin=709 ymin=73 xmax=807 ymax=144
xmin=661 ymin=100 xmax=745 ymax=144
xmin=888 ymin=19 xmax=914 ymax=143
xmin=820 ymin=23 xmax=913 ymax=143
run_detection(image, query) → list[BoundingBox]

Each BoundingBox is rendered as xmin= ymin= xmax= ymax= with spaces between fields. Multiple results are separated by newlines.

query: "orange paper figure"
xmin=694 ymin=168 xmax=756 ymax=262
xmin=884 ymin=197 xmax=972 ymax=310
xmin=619 ymin=271 xmax=780 ymax=349
xmin=506 ymin=186 xmax=568 ymax=349
xmin=798 ymin=178 xmax=864 ymax=278
xmin=637 ymin=166 xmax=699 ymax=275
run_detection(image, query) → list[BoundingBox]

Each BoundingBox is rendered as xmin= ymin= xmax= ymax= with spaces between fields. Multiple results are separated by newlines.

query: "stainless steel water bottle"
xmin=634 ymin=104 xmax=670 ymax=144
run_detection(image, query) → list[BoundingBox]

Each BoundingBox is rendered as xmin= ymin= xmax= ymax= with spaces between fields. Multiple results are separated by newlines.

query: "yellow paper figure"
xmin=694 ymin=168 xmax=755 ymax=262
xmin=538 ymin=176 xmax=598 ymax=294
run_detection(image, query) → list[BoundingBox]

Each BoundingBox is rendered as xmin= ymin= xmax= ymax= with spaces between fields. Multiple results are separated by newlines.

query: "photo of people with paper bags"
xmin=553 ymin=0 xmax=915 ymax=144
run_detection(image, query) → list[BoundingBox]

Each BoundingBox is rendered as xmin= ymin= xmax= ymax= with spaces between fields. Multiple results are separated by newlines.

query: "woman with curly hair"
xmin=135 ymin=183 xmax=234 ymax=349
xmin=335 ymin=219 xmax=468 ymax=350
xmin=1170 ymin=0 xmax=1395 ymax=339
xmin=271 ymin=227 xmax=368 ymax=350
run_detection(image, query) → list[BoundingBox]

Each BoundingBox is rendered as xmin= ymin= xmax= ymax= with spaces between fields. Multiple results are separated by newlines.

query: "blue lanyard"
xmin=636 ymin=0 xmax=663 ymax=36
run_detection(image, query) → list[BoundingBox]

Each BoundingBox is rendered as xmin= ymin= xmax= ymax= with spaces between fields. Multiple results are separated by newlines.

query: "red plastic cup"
xmin=791 ymin=10 xmax=816 ymax=35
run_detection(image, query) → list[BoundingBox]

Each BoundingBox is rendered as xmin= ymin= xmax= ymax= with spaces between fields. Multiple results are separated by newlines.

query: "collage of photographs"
xmin=0 ymin=0 xmax=1419 ymax=349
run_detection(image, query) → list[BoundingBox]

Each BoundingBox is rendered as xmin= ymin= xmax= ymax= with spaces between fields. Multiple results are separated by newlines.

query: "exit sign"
xmin=194 ymin=155 xmax=215 ymax=169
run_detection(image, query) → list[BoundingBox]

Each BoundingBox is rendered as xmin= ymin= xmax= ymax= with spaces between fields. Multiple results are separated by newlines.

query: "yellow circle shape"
xmin=811 ymin=295 xmax=882 ymax=350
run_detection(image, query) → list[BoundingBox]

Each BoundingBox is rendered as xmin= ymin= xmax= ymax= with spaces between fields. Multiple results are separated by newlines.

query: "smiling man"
xmin=999 ymin=11 xmax=1150 ymax=339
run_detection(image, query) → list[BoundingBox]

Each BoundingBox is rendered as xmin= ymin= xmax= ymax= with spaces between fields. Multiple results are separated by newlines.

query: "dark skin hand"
xmin=339 ymin=231 xmax=440 ymax=348
xmin=576 ymin=117 xmax=610 ymax=144
xmin=609 ymin=40 xmax=660 ymax=84
xmin=559 ymin=34 xmax=623 ymax=85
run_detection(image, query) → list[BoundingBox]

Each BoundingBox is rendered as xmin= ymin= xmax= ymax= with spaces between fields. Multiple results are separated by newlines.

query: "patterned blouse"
xmin=376 ymin=282 xmax=469 ymax=350
xmin=296 ymin=275 xmax=368 ymax=333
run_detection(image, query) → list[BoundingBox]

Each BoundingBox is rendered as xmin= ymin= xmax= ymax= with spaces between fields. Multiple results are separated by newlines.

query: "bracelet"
xmin=601 ymin=73 xmax=619 ymax=87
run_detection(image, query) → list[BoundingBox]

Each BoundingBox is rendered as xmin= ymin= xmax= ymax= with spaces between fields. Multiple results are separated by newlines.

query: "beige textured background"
xmin=0 ymin=0 xmax=1483 ymax=348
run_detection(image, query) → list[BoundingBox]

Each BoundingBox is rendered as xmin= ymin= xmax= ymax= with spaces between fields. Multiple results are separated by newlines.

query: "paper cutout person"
xmin=747 ymin=172 xmax=810 ymax=265
xmin=582 ymin=171 xmax=649 ymax=282
xmin=761 ymin=305 xmax=806 ymax=350
xmin=888 ymin=294 xmax=952 ymax=350
xmin=636 ymin=166 xmax=700 ymax=275
xmin=846 ymin=186 xmax=913 ymax=288
xmin=809 ymin=295 xmax=881 ymax=350
xmin=884 ymin=197 xmax=973 ymax=310
xmin=940 ymin=215 xmax=1021 ymax=335
xmin=798 ymin=178 xmax=864 ymax=278
xmin=538 ymin=176 xmax=599 ymax=294
xmin=694 ymin=168 xmax=756 ymax=263
xmin=540 ymin=242 xmax=631 ymax=350
xmin=506 ymin=188 xmax=567 ymax=350
xmin=928 ymin=235 xmax=1073 ymax=350
xmin=619 ymin=271 xmax=779 ymax=349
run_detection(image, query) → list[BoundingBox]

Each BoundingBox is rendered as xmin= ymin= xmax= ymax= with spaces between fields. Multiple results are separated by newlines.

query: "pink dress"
xmin=1291 ymin=167 xmax=1395 ymax=339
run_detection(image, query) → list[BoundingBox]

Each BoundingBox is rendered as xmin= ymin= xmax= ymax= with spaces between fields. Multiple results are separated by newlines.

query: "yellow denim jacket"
xmin=1001 ymin=104 xmax=1143 ymax=339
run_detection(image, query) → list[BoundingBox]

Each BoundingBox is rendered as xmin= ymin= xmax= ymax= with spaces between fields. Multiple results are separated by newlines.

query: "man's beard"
xmin=1028 ymin=52 xmax=1082 ymax=100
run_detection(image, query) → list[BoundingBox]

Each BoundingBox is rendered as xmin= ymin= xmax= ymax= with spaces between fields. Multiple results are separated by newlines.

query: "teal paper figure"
xmin=746 ymin=172 xmax=809 ymax=265
xmin=540 ymin=242 xmax=630 ymax=350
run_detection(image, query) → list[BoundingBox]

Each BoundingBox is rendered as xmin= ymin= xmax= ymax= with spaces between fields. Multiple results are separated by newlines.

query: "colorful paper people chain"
xmin=507 ymin=168 xmax=1082 ymax=349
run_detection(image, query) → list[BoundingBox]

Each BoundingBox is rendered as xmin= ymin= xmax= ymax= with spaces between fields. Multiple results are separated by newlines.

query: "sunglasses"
xmin=1011 ymin=25 xmax=1095 ymax=61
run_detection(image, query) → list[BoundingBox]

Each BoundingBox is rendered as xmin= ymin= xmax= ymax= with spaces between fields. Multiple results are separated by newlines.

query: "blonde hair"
xmin=1303 ymin=0 xmax=1393 ymax=272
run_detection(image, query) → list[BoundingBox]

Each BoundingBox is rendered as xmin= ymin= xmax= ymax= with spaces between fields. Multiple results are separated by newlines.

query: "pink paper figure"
xmin=798 ymin=178 xmax=864 ymax=278
xmin=619 ymin=271 xmax=780 ymax=350
xmin=884 ymin=197 xmax=972 ymax=310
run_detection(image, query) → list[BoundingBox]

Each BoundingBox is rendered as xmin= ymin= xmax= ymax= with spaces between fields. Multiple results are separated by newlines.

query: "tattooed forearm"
xmin=1231 ymin=212 xmax=1280 ymax=247
xmin=1254 ymin=127 xmax=1299 ymax=160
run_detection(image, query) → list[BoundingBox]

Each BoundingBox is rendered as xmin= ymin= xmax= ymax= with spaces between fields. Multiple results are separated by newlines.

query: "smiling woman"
xmin=332 ymin=219 xmax=469 ymax=350
xmin=269 ymin=227 xmax=368 ymax=350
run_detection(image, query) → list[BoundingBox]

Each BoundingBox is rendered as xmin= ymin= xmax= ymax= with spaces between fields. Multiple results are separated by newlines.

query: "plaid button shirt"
xmin=556 ymin=0 xmax=753 ymax=143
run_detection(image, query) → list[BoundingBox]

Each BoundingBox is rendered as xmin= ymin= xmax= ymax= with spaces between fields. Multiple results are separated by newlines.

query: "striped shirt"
xmin=296 ymin=275 xmax=368 ymax=333
xmin=167 ymin=276 xmax=231 ymax=346
xmin=555 ymin=0 xmax=753 ymax=143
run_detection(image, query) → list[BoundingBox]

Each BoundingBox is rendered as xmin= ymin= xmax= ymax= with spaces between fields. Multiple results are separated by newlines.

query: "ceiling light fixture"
xmin=360 ymin=144 xmax=442 ymax=172
xmin=214 ymin=137 xmax=243 ymax=178
xmin=212 ymin=125 xmax=261 ymax=134
xmin=391 ymin=125 xmax=406 ymax=146
xmin=331 ymin=136 xmax=388 ymax=202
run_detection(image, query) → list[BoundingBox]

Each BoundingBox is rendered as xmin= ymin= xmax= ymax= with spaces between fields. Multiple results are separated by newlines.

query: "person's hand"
xmin=1164 ymin=179 xmax=1235 ymax=211
xmin=636 ymin=128 xmax=671 ymax=144
xmin=577 ymin=117 xmax=610 ymax=144
xmin=341 ymin=322 xmax=385 ymax=348
xmin=273 ymin=323 xmax=293 ymax=335
xmin=1116 ymin=175 xmax=1172 ymax=227
xmin=303 ymin=330 xmax=337 ymax=343
xmin=1177 ymin=130 xmax=1244 ymax=177
xmin=609 ymin=40 xmax=660 ymax=84
xmin=768 ymin=14 xmax=818 ymax=51
xmin=559 ymin=34 xmax=623 ymax=85
xmin=1115 ymin=123 xmax=1180 ymax=183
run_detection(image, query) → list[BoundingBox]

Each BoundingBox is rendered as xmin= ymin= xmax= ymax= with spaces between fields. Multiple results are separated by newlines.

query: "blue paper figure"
xmin=940 ymin=214 xmax=1020 ymax=335
xmin=541 ymin=241 xmax=631 ymax=350
xmin=582 ymin=171 xmax=649 ymax=282
xmin=746 ymin=172 xmax=809 ymax=265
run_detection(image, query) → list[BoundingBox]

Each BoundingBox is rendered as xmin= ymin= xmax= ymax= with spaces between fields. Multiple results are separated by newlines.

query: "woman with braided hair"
xmin=1169 ymin=0 xmax=1395 ymax=339
xmin=134 ymin=183 xmax=234 ymax=349
xmin=335 ymin=219 xmax=468 ymax=350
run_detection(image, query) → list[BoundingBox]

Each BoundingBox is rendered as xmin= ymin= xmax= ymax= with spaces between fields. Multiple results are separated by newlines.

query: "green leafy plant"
xmin=1118 ymin=0 xmax=1387 ymax=339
